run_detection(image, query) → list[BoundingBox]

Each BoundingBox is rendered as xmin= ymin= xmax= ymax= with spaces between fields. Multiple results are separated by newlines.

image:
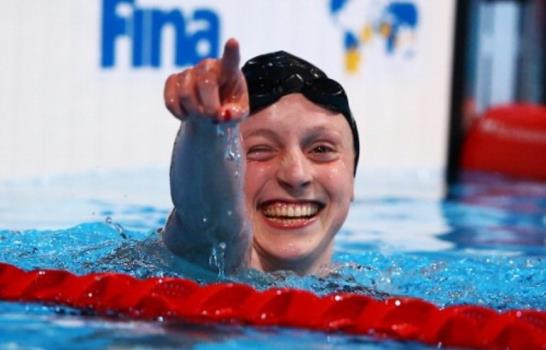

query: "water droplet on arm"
xmin=216 ymin=124 xmax=225 ymax=137
xmin=223 ymin=127 xmax=242 ymax=162
xmin=209 ymin=241 xmax=227 ymax=278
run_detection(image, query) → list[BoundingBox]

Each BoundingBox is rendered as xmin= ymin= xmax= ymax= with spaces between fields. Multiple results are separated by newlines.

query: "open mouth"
xmin=259 ymin=201 xmax=324 ymax=228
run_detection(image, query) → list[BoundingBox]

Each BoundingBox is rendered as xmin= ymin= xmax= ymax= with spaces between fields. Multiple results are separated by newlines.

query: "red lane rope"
xmin=1 ymin=262 xmax=545 ymax=349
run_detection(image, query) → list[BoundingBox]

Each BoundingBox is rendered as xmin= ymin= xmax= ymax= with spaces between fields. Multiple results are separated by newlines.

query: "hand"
xmin=164 ymin=38 xmax=249 ymax=123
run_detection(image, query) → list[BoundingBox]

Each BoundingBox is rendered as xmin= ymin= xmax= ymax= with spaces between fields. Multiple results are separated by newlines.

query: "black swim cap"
xmin=242 ymin=51 xmax=360 ymax=175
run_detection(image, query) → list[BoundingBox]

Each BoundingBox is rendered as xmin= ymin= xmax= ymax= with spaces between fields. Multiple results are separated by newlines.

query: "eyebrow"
xmin=242 ymin=128 xmax=280 ymax=140
xmin=301 ymin=125 xmax=344 ymax=146
xmin=243 ymin=125 xmax=344 ymax=144
xmin=305 ymin=125 xmax=343 ymax=137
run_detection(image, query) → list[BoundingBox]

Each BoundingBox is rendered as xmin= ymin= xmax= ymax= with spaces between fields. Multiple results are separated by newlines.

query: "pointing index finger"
xmin=220 ymin=38 xmax=241 ymax=83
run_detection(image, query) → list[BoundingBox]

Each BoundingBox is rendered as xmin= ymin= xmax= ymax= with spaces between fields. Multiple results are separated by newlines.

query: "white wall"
xmin=0 ymin=0 xmax=455 ymax=195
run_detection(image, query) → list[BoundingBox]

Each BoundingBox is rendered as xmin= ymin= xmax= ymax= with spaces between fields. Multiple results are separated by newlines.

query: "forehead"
xmin=241 ymin=93 xmax=353 ymax=141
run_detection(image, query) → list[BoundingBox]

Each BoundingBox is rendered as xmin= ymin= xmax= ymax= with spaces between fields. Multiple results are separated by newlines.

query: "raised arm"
xmin=162 ymin=39 xmax=250 ymax=274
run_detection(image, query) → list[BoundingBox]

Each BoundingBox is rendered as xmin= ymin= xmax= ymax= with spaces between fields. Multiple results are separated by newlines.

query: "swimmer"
xmin=162 ymin=39 xmax=359 ymax=275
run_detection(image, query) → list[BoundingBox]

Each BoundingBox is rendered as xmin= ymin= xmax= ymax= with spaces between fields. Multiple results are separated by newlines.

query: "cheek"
xmin=244 ymin=162 xmax=275 ymax=202
xmin=322 ymin=162 xmax=354 ymax=202
xmin=325 ymin=154 xmax=352 ymax=178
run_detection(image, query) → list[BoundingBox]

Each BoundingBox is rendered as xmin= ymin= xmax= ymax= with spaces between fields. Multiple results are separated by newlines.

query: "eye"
xmin=308 ymin=143 xmax=338 ymax=162
xmin=247 ymin=145 xmax=276 ymax=161
xmin=312 ymin=145 xmax=334 ymax=154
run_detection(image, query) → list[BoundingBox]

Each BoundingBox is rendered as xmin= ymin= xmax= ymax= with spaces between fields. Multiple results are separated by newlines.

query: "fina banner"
xmin=0 ymin=0 xmax=455 ymax=183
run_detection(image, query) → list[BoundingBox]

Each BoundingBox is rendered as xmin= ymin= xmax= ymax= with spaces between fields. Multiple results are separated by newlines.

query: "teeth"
xmin=262 ymin=203 xmax=320 ymax=218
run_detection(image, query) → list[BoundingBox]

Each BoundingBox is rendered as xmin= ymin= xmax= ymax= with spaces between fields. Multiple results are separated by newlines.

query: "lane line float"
xmin=462 ymin=104 xmax=546 ymax=181
xmin=1 ymin=262 xmax=545 ymax=349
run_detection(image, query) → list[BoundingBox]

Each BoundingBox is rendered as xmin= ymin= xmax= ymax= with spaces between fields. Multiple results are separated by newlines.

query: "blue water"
xmin=0 ymin=169 xmax=545 ymax=349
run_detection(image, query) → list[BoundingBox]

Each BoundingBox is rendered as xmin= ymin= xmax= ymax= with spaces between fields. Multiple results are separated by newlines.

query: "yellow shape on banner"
xmin=379 ymin=23 xmax=391 ymax=38
xmin=360 ymin=24 xmax=373 ymax=43
xmin=345 ymin=49 xmax=360 ymax=73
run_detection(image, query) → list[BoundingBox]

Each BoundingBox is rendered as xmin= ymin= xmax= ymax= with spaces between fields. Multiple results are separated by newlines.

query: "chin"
xmin=253 ymin=234 xmax=332 ymax=274
xmin=272 ymin=247 xmax=314 ymax=263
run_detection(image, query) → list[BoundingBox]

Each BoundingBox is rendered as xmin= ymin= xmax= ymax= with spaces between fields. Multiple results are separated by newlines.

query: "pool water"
xmin=0 ymin=169 xmax=545 ymax=349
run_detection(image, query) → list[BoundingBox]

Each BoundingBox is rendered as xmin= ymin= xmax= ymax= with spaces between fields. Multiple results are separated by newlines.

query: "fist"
xmin=164 ymin=38 xmax=249 ymax=123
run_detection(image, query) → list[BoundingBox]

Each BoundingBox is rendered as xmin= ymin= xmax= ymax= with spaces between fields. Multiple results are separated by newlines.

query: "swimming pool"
xmin=0 ymin=168 xmax=545 ymax=349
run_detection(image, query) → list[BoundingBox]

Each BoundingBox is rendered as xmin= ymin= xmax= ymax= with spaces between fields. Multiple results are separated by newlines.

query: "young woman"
xmin=162 ymin=39 xmax=359 ymax=275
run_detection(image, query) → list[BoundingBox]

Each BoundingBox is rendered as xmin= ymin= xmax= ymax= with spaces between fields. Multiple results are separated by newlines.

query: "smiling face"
xmin=240 ymin=93 xmax=355 ymax=274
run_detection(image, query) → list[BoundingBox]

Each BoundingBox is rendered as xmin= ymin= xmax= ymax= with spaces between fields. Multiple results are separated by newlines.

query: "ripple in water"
xmin=1 ymin=217 xmax=545 ymax=311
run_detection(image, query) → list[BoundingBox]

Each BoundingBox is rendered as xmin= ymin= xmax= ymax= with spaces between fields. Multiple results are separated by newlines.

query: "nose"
xmin=276 ymin=149 xmax=313 ymax=193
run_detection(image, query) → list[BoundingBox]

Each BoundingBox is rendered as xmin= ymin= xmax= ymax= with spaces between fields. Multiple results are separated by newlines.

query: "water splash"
xmin=209 ymin=241 xmax=227 ymax=278
xmin=105 ymin=216 xmax=127 ymax=239
xmin=1 ymin=221 xmax=546 ymax=311
xmin=222 ymin=126 xmax=242 ymax=162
